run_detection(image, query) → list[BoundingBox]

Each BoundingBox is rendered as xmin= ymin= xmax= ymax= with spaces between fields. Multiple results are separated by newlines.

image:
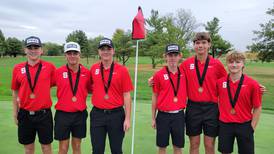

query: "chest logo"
xmin=21 ymin=67 xmax=26 ymax=74
xmin=190 ymin=64 xmax=194 ymax=70
xmin=63 ymin=72 xmax=68 ymax=78
xmin=95 ymin=69 xmax=99 ymax=75
xmin=222 ymin=82 xmax=227 ymax=88
xmin=163 ymin=74 xmax=169 ymax=80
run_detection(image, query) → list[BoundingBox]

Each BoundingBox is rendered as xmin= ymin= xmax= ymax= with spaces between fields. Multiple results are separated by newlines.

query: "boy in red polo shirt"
xmin=217 ymin=51 xmax=262 ymax=154
xmin=152 ymin=44 xmax=187 ymax=154
xmin=89 ymin=38 xmax=133 ymax=154
xmin=181 ymin=32 xmax=227 ymax=154
xmin=54 ymin=42 xmax=90 ymax=154
xmin=11 ymin=36 xmax=56 ymax=154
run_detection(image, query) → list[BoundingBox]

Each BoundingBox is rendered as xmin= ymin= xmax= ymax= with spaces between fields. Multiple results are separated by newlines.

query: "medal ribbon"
xmin=25 ymin=62 xmax=42 ymax=93
xmin=227 ymin=74 xmax=244 ymax=109
xmin=100 ymin=62 xmax=114 ymax=95
xmin=165 ymin=66 xmax=181 ymax=97
xmin=195 ymin=56 xmax=210 ymax=87
xmin=66 ymin=64 xmax=81 ymax=96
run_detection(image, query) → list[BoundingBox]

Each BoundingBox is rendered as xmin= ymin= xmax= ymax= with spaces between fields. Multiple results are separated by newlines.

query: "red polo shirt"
xmin=180 ymin=56 xmax=227 ymax=103
xmin=11 ymin=60 xmax=56 ymax=111
xmin=54 ymin=64 xmax=90 ymax=112
xmin=90 ymin=62 xmax=133 ymax=109
xmin=217 ymin=74 xmax=262 ymax=123
xmin=153 ymin=66 xmax=187 ymax=111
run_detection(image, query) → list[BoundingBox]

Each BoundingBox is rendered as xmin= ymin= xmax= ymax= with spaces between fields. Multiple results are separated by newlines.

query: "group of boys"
xmin=11 ymin=32 xmax=263 ymax=154
xmin=150 ymin=32 xmax=262 ymax=154
xmin=12 ymin=36 xmax=132 ymax=154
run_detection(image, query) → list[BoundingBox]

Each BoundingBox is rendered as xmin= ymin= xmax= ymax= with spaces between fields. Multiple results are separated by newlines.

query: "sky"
xmin=0 ymin=0 xmax=273 ymax=51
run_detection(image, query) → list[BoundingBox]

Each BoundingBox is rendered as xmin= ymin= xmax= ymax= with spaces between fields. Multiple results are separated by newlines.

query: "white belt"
xmin=160 ymin=109 xmax=182 ymax=114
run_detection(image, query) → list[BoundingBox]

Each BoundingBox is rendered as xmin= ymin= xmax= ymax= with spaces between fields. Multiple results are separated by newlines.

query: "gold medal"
xmin=72 ymin=96 xmax=77 ymax=102
xmin=30 ymin=93 xmax=36 ymax=99
xmin=230 ymin=108 xmax=236 ymax=115
xmin=104 ymin=94 xmax=109 ymax=100
xmin=198 ymin=87 xmax=203 ymax=93
xmin=173 ymin=97 xmax=178 ymax=103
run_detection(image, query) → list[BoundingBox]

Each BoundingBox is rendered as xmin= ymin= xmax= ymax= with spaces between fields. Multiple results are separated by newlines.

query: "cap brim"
xmin=165 ymin=51 xmax=179 ymax=54
xmin=25 ymin=43 xmax=42 ymax=47
xmin=64 ymin=49 xmax=81 ymax=53
xmin=98 ymin=44 xmax=113 ymax=49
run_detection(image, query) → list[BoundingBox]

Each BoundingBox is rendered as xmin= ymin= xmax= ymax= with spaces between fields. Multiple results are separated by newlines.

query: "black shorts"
xmin=17 ymin=108 xmax=53 ymax=145
xmin=185 ymin=100 xmax=219 ymax=137
xmin=218 ymin=121 xmax=254 ymax=154
xmin=156 ymin=110 xmax=185 ymax=148
xmin=54 ymin=110 xmax=88 ymax=140
xmin=90 ymin=106 xmax=125 ymax=154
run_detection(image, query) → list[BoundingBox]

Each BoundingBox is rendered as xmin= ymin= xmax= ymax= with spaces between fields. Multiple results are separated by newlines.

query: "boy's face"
xmin=194 ymin=40 xmax=211 ymax=55
xmin=65 ymin=50 xmax=80 ymax=65
xmin=165 ymin=52 xmax=181 ymax=67
xmin=24 ymin=45 xmax=43 ymax=61
xmin=98 ymin=46 xmax=114 ymax=61
xmin=227 ymin=59 xmax=244 ymax=74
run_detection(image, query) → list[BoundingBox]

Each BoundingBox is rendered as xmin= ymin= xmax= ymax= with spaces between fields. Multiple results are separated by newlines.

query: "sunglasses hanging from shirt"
xmin=195 ymin=56 xmax=210 ymax=93
xmin=100 ymin=62 xmax=114 ymax=100
xmin=25 ymin=62 xmax=42 ymax=99
xmin=66 ymin=64 xmax=81 ymax=102
xmin=227 ymin=74 xmax=244 ymax=115
xmin=165 ymin=66 xmax=181 ymax=103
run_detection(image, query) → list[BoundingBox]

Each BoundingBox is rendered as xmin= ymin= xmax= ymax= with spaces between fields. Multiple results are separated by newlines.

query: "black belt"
xmin=93 ymin=106 xmax=123 ymax=114
xmin=19 ymin=108 xmax=50 ymax=116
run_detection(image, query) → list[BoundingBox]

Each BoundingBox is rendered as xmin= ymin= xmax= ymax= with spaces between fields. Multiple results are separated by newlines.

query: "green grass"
xmin=0 ymin=101 xmax=273 ymax=153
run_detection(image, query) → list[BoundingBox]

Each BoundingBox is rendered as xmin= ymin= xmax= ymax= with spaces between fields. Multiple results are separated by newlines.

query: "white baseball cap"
xmin=64 ymin=42 xmax=81 ymax=53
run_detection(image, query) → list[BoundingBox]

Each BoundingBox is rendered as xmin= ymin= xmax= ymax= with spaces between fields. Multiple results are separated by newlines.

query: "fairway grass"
xmin=0 ymin=100 xmax=274 ymax=154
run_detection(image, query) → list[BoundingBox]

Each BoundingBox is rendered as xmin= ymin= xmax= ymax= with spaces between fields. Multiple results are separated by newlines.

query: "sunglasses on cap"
xmin=27 ymin=45 xmax=40 ymax=50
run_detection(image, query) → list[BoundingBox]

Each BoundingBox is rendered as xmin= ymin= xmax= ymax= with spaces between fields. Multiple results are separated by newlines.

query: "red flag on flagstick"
xmin=132 ymin=6 xmax=145 ymax=40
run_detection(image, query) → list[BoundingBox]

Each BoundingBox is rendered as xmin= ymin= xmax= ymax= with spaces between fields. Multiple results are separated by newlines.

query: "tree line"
xmin=0 ymin=7 xmax=272 ymax=65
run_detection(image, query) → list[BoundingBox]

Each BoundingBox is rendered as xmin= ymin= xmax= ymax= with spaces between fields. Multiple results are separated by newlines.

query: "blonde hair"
xmin=226 ymin=51 xmax=246 ymax=63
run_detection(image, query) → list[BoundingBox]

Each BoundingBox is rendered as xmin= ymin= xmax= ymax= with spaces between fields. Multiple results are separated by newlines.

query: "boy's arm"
xmin=151 ymin=92 xmax=158 ymax=129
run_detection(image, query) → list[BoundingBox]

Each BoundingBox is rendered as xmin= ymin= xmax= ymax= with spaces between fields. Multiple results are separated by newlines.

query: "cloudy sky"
xmin=0 ymin=0 xmax=272 ymax=51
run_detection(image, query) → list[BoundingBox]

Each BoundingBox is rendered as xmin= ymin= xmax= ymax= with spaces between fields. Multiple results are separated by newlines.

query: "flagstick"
xmin=131 ymin=40 xmax=139 ymax=154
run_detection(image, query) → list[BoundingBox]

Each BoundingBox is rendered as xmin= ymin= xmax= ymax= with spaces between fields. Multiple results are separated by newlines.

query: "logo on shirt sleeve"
xmin=21 ymin=67 xmax=26 ymax=74
xmin=190 ymin=64 xmax=194 ymax=70
xmin=63 ymin=72 xmax=68 ymax=78
xmin=222 ymin=82 xmax=227 ymax=88
xmin=95 ymin=69 xmax=99 ymax=75
xmin=163 ymin=74 xmax=169 ymax=80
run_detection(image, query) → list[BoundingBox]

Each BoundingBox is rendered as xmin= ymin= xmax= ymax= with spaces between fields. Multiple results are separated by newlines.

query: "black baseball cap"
xmin=25 ymin=36 xmax=42 ymax=47
xmin=165 ymin=44 xmax=180 ymax=54
xmin=98 ymin=38 xmax=114 ymax=49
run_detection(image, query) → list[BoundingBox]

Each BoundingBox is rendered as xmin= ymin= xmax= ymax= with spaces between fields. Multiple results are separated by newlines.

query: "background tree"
xmin=205 ymin=17 xmax=233 ymax=57
xmin=6 ymin=37 xmax=23 ymax=57
xmin=112 ymin=29 xmax=133 ymax=65
xmin=144 ymin=10 xmax=166 ymax=68
xmin=0 ymin=30 xmax=7 ymax=57
xmin=66 ymin=30 xmax=90 ymax=63
xmin=248 ymin=7 xmax=274 ymax=62
xmin=43 ymin=42 xmax=63 ymax=56
xmin=145 ymin=9 xmax=197 ymax=68
xmin=88 ymin=35 xmax=104 ymax=58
